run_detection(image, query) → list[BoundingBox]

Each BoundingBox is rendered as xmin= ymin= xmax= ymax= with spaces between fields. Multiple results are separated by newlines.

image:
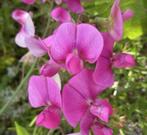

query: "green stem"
xmin=0 ymin=60 xmax=37 ymax=115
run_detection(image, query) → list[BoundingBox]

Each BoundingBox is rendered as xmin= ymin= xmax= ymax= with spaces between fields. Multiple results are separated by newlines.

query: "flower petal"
xmin=110 ymin=0 xmax=123 ymax=41
xmin=68 ymin=69 xmax=105 ymax=100
xmin=123 ymin=9 xmax=134 ymax=21
xmin=66 ymin=53 xmax=84 ymax=74
xmin=93 ymin=57 xmax=114 ymax=88
xmin=77 ymin=24 xmax=103 ymax=63
xmin=12 ymin=9 xmax=35 ymax=47
xmin=28 ymin=75 xmax=61 ymax=108
xmin=36 ymin=106 xmax=61 ymax=129
xmin=62 ymin=84 xmax=88 ymax=127
xmin=50 ymin=23 xmax=76 ymax=63
xmin=51 ymin=7 xmax=71 ymax=23
xmin=113 ymin=53 xmax=136 ymax=68
xmin=64 ymin=0 xmax=84 ymax=13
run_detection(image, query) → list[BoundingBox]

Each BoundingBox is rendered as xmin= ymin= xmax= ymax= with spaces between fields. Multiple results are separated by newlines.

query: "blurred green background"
xmin=0 ymin=0 xmax=147 ymax=135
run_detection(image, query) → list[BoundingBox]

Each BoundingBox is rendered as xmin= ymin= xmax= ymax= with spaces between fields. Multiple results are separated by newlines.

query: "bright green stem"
xmin=0 ymin=60 xmax=37 ymax=115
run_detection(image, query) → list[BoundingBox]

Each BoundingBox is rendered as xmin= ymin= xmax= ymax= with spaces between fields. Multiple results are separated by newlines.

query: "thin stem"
xmin=0 ymin=59 xmax=37 ymax=115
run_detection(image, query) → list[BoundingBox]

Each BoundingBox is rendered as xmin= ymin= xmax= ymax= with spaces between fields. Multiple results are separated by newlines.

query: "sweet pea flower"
xmin=109 ymin=0 xmax=134 ymax=41
xmin=63 ymin=69 xmax=113 ymax=135
xmin=47 ymin=22 xmax=103 ymax=75
xmin=12 ymin=9 xmax=47 ymax=57
xmin=51 ymin=7 xmax=71 ymax=23
xmin=93 ymin=32 xmax=136 ymax=88
xmin=28 ymin=74 xmax=62 ymax=129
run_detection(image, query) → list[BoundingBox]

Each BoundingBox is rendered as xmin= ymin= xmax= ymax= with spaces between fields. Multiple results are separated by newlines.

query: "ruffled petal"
xmin=51 ymin=7 xmax=71 ymax=23
xmin=77 ymin=24 xmax=103 ymax=63
xmin=64 ymin=0 xmax=84 ymax=13
xmin=93 ymin=57 xmax=114 ymax=89
xmin=113 ymin=53 xmax=136 ymax=68
xmin=110 ymin=0 xmax=123 ymax=41
xmin=62 ymin=84 xmax=88 ymax=127
xmin=12 ymin=9 xmax=35 ymax=47
xmin=50 ymin=23 xmax=76 ymax=63
xmin=36 ymin=106 xmax=61 ymax=129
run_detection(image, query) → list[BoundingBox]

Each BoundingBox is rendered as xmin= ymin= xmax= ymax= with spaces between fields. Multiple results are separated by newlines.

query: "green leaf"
xmin=15 ymin=122 xmax=30 ymax=135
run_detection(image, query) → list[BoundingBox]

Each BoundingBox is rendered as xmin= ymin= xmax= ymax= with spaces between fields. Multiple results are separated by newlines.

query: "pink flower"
xmin=63 ymin=0 xmax=84 ymax=13
xmin=93 ymin=32 xmax=136 ymax=87
xmin=28 ymin=74 xmax=62 ymax=129
xmin=51 ymin=7 xmax=71 ymax=23
xmin=122 ymin=9 xmax=134 ymax=21
xmin=12 ymin=9 xmax=47 ymax=57
xmin=62 ymin=69 xmax=113 ymax=135
xmin=47 ymin=22 xmax=103 ymax=74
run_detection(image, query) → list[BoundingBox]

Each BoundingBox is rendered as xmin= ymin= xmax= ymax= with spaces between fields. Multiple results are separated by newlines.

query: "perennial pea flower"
xmin=47 ymin=22 xmax=103 ymax=74
xmin=51 ymin=7 xmax=71 ymax=23
xmin=63 ymin=69 xmax=113 ymax=135
xmin=12 ymin=9 xmax=47 ymax=57
xmin=109 ymin=0 xmax=134 ymax=41
xmin=93 ymin=32 xmax=135 ymax=88
xmin=28 ymin=74 xmax=62 ymax=129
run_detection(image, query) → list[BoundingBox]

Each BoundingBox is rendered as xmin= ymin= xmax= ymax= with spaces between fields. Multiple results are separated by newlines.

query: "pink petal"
xmin=77 ymin=24 xmax=103 ymax=63
xmin=93 ymin=57 xmax=114 ymax=88
xmin=68 ymin=69 xmax=105 ymax=100
xmin=64 ymin=0 xmax=84 ymax=13
xmin=80 ymin=111 xmax=94 ymax=135
xmin=110 ymin=0 xmax=123 ymax=41
xmin=90 ymin=99 xmax=112 ymax=123
xmin=100 ymin=32 xmax=114 ymax=58
xmin=12 ymin=9 xmax=35 ymax=47
xmin=123 ymin=9 xmax=134 ymax=21
xmin=36 ymin=106 xmax=61 ymax=129
xmin=25 ymin=37 xmax=47 ymax=57
xmin=113 ymin=53 xmax=136 ymax=68
xmin=50 ymin=23 xmax=76 ymax=63
xmin=28 ymin=75 xmax=61 ymax=108
xmin=51 ymin=7 xmax=71 ymax=23
xmin=22 ymin=0 xmax=35 ymax=4
xmin=55 ymin=0 xmax=62 ymax=5
xmin=66 ymin=53 xmax=84 ymax=74
xmin=92 ymin=123 xmax=113 ymax=135
xmin=62 ymin=84 xmax=88 ymax=127
xmin=67 ymin=133 xmax=81 ymax=135
xmin=40 ymin=59 xmax=60 ymax=77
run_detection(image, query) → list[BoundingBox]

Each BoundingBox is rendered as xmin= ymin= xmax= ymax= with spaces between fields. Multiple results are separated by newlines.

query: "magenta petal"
xmin=62 ymin=84 xmax=88 ymax=127
xmin=12 ymin=9 xmax=35 ymax=47
xmin=80 ymin=111 xmax=94 ymax=135
xmin=50 ymin=23 xmax=76 ymax=63
xmin=40 ymin=59 xmax=60 ymax=77
xmin=92 ymin=123 xmax=113 ymax=135
xmin=64 ymin=0 xmax=84 ymax=13
xmin=69 ymin=69 xmax=105 ymax=100
xmin=110 ymin=0 xmax=123 ymax=41
xmin=101 ymin=33 xmax=114 ymax=58
xmin=51 ymin=7 xmax=71 ymax=23
xmin=28 ymin=75 xmax=61 ymax=108
xmin=22 ymin=0 xmax=35 ymax=4
xmin=36 ymin=107 xmax=61 ymax=129
xmin=66 ymin=53 xmax=83 ymax=74
xmin=113 ymin=53 xmax=136 ymax=68
xmin=77 ymin=24 xmax=103 ymax=63
xmin=123 ymin=9 xmax=134 ymax=21
xmin=25 ymin=37 xmax=47 ymax=57
xmin=93 ymin=57 xmax=114 ymax=88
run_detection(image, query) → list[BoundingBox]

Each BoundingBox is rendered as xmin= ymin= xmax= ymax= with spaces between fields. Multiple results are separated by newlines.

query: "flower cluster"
xmin=12 ymin=0 xmax=135 ymax=134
